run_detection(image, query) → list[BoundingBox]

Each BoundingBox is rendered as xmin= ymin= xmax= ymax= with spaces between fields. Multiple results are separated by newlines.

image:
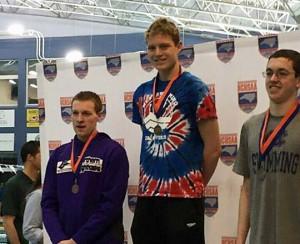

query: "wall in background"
xmin=0 ymin=31 xmax=213 ymax=164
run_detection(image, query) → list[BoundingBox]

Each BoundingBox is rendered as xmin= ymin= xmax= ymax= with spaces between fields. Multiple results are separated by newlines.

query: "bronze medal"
xmin=72 ymin=178 xmax=79 ymax=194
xmin=72 ymin=182 xmax=79 ymax=194
xmin=154 ymin=124 xmax=162 ymax=135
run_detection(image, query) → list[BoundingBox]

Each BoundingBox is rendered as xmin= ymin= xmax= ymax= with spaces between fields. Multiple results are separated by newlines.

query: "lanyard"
xmin=70 ymin=130 xmax=97 ymax=173
xmin=259 ymin=101 xmax=299 ymax=158
xmin=152 ymin=67 xmax=181 ymax=114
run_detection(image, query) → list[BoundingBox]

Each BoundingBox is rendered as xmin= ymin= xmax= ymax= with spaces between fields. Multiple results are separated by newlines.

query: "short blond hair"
xmin=145 ymin=18 xmax=180 ymax=45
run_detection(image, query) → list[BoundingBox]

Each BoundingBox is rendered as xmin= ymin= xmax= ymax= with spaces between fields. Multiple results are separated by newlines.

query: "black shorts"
xmin=131 ymin=197 xmax=205 ymax=244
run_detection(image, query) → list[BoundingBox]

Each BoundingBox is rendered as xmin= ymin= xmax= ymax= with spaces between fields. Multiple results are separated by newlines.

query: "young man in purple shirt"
xmin=41 ymin=91 xmax=129 ymax=244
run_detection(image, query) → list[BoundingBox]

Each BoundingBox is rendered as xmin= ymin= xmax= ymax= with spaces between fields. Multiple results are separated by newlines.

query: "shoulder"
xmin=181 ymin=72 xmax=208 ymax=91
xmin=96 ymin=133 xmax=125 ymax=152
xmin=5 ymin=171 xmax=24 ymax=187
xmin=243 ymin=112 xmax=265 ymax=129
xmin=134 ymin=79 xmax=153 ymax=96
xmin=50 ymin=142 xmax=72 ymax=159
xmin=26 ymin=189 xmax=42 ymax=202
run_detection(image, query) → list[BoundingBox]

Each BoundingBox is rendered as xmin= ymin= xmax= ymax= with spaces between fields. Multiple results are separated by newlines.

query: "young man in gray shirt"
xmin=233 ymin=49 xmax=300 ymax=244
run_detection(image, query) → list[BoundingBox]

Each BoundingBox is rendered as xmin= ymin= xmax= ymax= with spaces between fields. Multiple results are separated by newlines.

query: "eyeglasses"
xmin=262 ymin=69 xmax=295 ymax=79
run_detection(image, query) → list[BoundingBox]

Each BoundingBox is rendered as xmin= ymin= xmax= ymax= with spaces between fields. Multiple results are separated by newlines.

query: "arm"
xmin=72 ymin=145 xmax=129 ymax=243
xmin=23 ymin=190 xmax=43 ymax=243
xmin=197 ymin=118 xmax=221 ymax=185
xmin=41 ymin=153 xmax=68 ymax=243
xmin=237 ymin=177 xmax=250 ymax=244
xmin=3 ymin=215 xmax=21 ymax=244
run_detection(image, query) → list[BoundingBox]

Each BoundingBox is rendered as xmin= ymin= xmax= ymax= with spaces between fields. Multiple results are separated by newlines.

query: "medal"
xmin=154 ymin=124 xmax=162 ymax=135
xmin=259 ymin=101 xmax=299 ymax=159
xmin=70 ymin=130 xmax=97 ymax=194
xmin=72 ymin=179 xmax=79 ymax=194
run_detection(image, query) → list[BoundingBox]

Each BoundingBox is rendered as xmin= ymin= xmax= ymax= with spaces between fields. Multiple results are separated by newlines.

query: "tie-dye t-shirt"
xmin=132 ymin=71 xmax=217 ymax=198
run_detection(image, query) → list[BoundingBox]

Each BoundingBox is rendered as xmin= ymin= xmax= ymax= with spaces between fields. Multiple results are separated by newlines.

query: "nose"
xmin=153 ymin=47 xmax=162 ymax=56
xmin=76 ymin=113 xmax=84 ymax=122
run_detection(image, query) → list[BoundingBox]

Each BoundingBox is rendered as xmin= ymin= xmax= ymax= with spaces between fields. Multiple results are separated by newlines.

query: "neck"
xmin=77 ymin=130 xmax=97 ymax=143
xmin=158 ymin=63 xmax=180 ymax=81
xmin=269 ymin=97 xmax=298 ymax=116
xmin=23 ymin=165 xmax=39 ymax=181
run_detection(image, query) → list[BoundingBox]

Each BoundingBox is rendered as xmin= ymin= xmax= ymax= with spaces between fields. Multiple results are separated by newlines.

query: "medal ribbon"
xmin=70 ymin=130 xmax=97 ymax=173
xmin=152 ymin=66 xmax=181 ymax=114
xmin=259 ymin=101 xmax=299 ymax=158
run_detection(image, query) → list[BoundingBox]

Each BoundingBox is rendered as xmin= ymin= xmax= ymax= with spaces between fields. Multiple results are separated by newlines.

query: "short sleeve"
xmin=1 ymin=181 xmax=18 ymax=216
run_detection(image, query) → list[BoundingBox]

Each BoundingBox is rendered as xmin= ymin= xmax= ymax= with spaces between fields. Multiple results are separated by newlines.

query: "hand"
xmin=58 ymin=239 xmax=76 ymax=244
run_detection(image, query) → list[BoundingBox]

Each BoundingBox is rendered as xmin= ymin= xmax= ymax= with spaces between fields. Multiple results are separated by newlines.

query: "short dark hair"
xmin=71 ymin=91 xmax=102 ymax=113
xmin=21 ymin=141 xmax=40 ymax=163
xmin=269 ymin=49 xmax=300 ymax=77
xmin=145 ymin=17 xmax=180 ymax=45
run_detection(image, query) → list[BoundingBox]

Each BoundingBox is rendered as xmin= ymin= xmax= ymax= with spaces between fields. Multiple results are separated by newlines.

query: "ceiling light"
xmin=30 ymin=83 xmax=38 ymax=89
xmin=9 ymin=79 xmax=16 ymax=85
xmin=7 ymin=24 xmax=25 ymax=36
xmin=65 ymin=50 xmax=83 ymax=62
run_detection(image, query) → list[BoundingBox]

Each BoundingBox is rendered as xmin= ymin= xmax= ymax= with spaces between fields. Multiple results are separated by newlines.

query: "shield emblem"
xmin=258 ymin=35 xmax=278 ymax=58
xmin=60 ymin=97 xmax=73 ymax=124
xmin=38 ymin=98 xmax=45 ymax=124
xmin=74 ymin=59 xmax=88 ymax=79
xmin=127 ymin=185 xmax=138 ymax=213
xmin=220 ymin=134 xmax=238 ymax=166
xmin=43 ymin=60 xmax=57 ymax=82
xmin=238 ymin=80 xmax=257 ymax=113
xmin=140 ymin=52 xmax=154 ymax=72
xmin=106 ymin=56 xmax=121 ymax=76
xmin=204 ymin=185 xmax=218 ymax=217
xmin=216 ymin=39 xmax=235 ymax=63
xmin=48 ymin=140 xmax=61 ymax=155
xmin=98 ymin=94 xmax=106 ymax=123
xmin=124 ymin=92 xmax=133 ymax=121
xmin=178 ymin=47 xmax=194 ymax=68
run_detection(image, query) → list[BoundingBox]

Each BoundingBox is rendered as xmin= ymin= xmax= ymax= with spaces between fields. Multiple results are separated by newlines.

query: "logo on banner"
xmin=220 ymin=134 xmax=237 ymax=166
xmin=238 ymin=80 xmax=257 ymax=113
xmin=258 ymin=35 xmax=278 ymax=58
xmin=128 ymin=185 xmax=138 ymax=213
xmin=222 ymin=236 xmax=237 ymax=244
xmin=204 ymin=185 xmax=218 ymax=217
xmin=216 ymin=39 xmax=235 ymax=63
xmin=98 ymin=94 xmax=106 ymax=122
xmin=43 ymin=61 xmax=57 ymax=82
xmin=124 ymin=92 xmax=133 ymax=120
xmin=140 ymin=52 xmax=154 ymax=72
xmin=38 ymin=98 xmax=45 ymax=124
xmin=48 ymin=140 xmax=61 ymax=155
xmin=207 ymin=84 xmax=216 ymax=103
xmin=178 ymin=47 xmax=194 ymax=68
xmin=114 ymin=138 xmax=125 ymax=147
xmin=106 ymin=56 xmax=121 ymax=76
xmin=74 ymin=59 xmax=88 ymax=79
xmin=60 ymin=97 xmax=73 ymax=124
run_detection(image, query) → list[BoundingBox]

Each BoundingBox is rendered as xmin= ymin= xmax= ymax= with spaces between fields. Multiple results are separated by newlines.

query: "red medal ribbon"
xmin=152 ymin=67 xmax=181 ymax=114
xmin=259 ymin=101 xmax=299 ymax=157
xmin=70 ymin=130 xmax=97 ymax=173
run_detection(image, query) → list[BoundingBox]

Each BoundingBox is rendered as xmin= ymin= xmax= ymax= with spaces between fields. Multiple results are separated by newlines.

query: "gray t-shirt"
xmin=233 ymin=111 xmax=300 ymax=244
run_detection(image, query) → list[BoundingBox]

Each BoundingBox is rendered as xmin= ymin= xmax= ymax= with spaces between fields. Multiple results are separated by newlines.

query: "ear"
xmin=296 ymin=76 xmax=300 ymax=89
xmin=96 ymin=112 xmax=101 ymax=122
xmin=177 ymin=41 xmax=183 ymax=50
